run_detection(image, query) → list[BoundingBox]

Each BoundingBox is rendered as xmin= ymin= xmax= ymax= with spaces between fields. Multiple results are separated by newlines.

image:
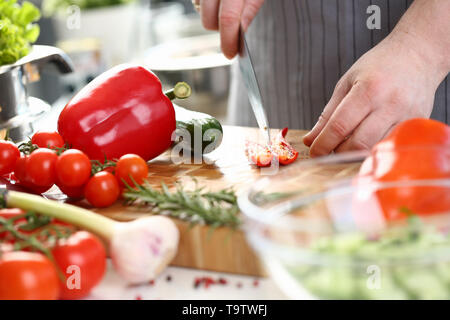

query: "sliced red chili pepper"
xmin=245 ymin=128 xmax=298 ymax=167
xmin=272 ymin=128 xmax=299 ymax=165
xmin=245 ymin=141 xmax=273 ymax=167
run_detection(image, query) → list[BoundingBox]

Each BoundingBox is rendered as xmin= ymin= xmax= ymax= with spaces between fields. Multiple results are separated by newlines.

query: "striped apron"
xmin=227 ymin=0 xmax=450 ymax=129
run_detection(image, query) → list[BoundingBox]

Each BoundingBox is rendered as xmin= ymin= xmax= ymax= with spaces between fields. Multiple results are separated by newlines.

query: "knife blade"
xmin=238 ymin=25 xmax=271 ymax=144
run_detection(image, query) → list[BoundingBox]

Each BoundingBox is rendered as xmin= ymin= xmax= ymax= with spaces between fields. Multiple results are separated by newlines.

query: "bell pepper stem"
xmin=6 ymin=191 xmax=117 ymax=240
xmin=165 ymin=82 xmax=192 ymax=100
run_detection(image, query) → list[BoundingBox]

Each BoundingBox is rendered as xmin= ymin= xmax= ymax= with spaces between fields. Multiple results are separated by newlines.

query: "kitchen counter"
xmin=87 ymin=260 xmax=288 ymax=300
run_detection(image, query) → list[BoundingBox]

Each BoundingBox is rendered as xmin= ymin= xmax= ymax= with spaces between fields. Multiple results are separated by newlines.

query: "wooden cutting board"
xmin=91 ymin=126 xmax=310 ymax=277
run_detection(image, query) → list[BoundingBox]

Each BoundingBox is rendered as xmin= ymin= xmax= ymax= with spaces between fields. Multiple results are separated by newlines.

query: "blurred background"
xmin=28 ymin=0 xmax=232 ymax=124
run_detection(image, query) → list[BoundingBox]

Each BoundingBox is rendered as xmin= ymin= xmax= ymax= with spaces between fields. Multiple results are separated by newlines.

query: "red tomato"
xmin=383 ymin=118 xmax=450 ymax=146
xmin=357 ymin=119 xmax=450 ymax=221
xmin=52 ymin=231 xmax=106 ymax=300
xmin=31 ymin=131 xmax=65 ymax=149
xmin=84 ymin=171 xmax=120 ymax=208
xmin=26 ymin=148 xmax=58 ymax=187
xmin=14 ymin=155 xmax=51 ymax=194
xmin=0 ymin=208 xmax=27 ymax=241
xmin=115 ymin=154 xmax=148 ymax=187
xmin=0 ymin=251 xmax=60 ymax=300
xmin=58 ymin=183 xmax=85 ymax=199
xmin=0 ymin=140 xmax=20 ymax=175
xmin=13 ymin=155 xmax=28 ymax=183
xmin=56 ymin=149 xmax=91 ymax=187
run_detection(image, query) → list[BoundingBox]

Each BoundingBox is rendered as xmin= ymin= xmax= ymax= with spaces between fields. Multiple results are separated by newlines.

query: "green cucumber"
xmin=173 ymin=104 xmax=223 ymax=155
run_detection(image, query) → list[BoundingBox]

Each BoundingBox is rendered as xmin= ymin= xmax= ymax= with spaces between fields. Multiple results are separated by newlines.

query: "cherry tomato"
xmin=26 ymin=148 xmax=58 ymax=187
xmin=52 ymin=231 xmax=106 ymax=300
xmin=84 ymin=171 xmax=120 ymax=208
xmin=57 ymin=183 xmax=85 ymax=199
xmin=0 ymin=140 xmax=20 ymax=175
xmin=0 ymin=208 xmax=26 ymax=219
xmin=56 ymin=149 xmax=91 ymax=187
xmin=31 ymin=131 xmax=65 ymax=149
xmin=13 ymin=155 xmax=28 ymax=183
xmin=0 ymin=208 xmax=27 ymax=241
xmin=0 ymin=251 xmax=60 ymax=300
xmin=115 ymin=154 xmax=148 ymax=187
xmin=14 ymin=155 xmax=51 ymax=194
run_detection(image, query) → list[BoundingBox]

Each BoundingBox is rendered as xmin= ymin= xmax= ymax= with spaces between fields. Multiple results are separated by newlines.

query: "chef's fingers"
xmin=303 ymin=78 xmax=351 ymax=147
xmin=219 ymin=0 xmax=246 ymax=59
xmin=200 ymin=0 xmax=220 ymax=30
xmin=334 ymin=111 xmax=398 ymax=153
xmin=308 ymin=82 xmax=373 ymax=157
xmin=241 ymin=0 xmax=265 ymax=31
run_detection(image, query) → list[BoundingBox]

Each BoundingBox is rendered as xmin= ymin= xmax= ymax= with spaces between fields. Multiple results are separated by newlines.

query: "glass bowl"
xmin=238 ymin=148 xmax=450 ymax=300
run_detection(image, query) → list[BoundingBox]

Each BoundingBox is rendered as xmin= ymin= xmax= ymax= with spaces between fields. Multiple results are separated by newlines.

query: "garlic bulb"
xmin=110 ymin=216 xmax=179 ymax=284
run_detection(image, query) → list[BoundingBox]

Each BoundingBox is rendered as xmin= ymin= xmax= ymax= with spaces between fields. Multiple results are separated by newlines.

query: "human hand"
xmin=303 ymin=29 xmax=449 ymax=157
xmin=197 ymin=0 xmax=264 ymax=59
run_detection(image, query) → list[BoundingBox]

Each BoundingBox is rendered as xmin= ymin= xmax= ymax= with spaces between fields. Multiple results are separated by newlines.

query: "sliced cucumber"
xmin=173 ymin=104 xmax=223 ymax=155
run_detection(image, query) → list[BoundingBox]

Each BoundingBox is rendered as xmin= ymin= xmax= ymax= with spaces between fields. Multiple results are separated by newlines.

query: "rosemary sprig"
xmin=123 ymin=181 xmax=241 ymax=229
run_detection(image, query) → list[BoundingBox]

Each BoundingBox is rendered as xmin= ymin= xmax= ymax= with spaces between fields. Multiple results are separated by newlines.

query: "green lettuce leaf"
xmin=0 ymin=0 xmax=41 ymax=66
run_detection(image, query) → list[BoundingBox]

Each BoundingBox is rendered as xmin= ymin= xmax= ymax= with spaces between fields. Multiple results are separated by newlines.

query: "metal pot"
xmin=139 ymin=34 xmax=232 ymax=120
xmin=0 ymin=45 xmax=73 ymax=141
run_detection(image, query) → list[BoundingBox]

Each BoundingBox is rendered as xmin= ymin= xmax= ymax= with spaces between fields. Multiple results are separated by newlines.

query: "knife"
xmin=238 ymin=25 xmax=271 ymax=144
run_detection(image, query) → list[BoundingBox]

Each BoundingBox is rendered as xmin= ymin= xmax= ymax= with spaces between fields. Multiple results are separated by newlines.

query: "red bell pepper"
xmin=246 ymin=128 xmax=299 ymax=167
xmin=58 ymin=64 xmax=181 ymax=162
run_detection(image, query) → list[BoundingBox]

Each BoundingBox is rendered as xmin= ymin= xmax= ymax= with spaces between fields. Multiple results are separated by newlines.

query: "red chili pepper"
xmin=272 ymin=128 xmax=299 ymax=165
xmin=245 ymin=141 xmax=273 ymax=167
xmin=57 ymin=64 xmax=176 ymax=162
xmin=245 ymin=128 xmax=298 ymax=167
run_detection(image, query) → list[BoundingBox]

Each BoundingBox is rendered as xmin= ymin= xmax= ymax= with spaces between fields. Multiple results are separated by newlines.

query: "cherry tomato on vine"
xmin=0 ymin=140 xmax=20 ymax=175
xmin=0 ymin=208 xmax=26 ymax=219
xmin=14 ymin=155 xmax=51 ymax=194
xmin=57 ymin=183 xmax=85 ymax=199
xmin=115 ymin=154 xmax=148 ymax=187
xmin=31 ymin=131 xmax=65 ymax=149
xmin=0 ymin=208 xmax=27 ymax=241
xmin=56 ymin=149 xmax=91 ymax=187
xmin=0 ymin=251 xmax=60 ymax=300
xmin=52 ymin=231 xmax=106 ymax=300
xmin=26 ymin=148 xmax=58 ymax=187
xmin=84 ymin=171 xmax=120 ymax=208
